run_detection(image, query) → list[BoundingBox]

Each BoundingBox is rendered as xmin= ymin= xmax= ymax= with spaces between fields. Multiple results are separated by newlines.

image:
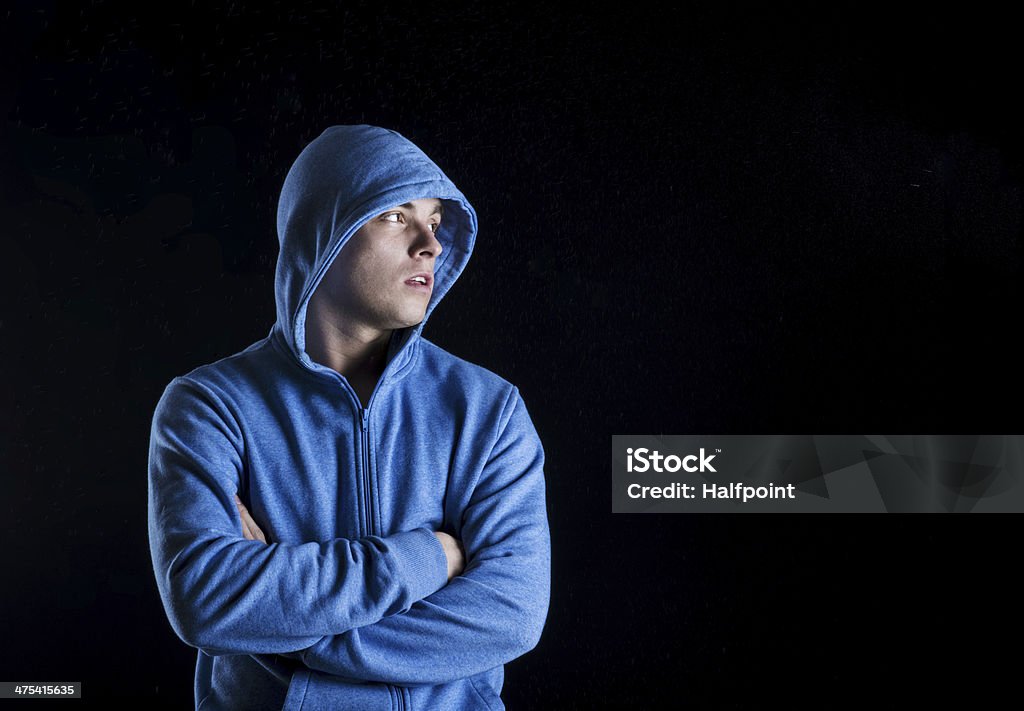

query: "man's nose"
xmin=412 ymin=222 xmax=443 ymax=257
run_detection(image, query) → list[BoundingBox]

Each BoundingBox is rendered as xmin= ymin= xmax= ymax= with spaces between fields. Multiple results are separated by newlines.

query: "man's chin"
xmin=393 ymin=313 xmax=426 ymax=330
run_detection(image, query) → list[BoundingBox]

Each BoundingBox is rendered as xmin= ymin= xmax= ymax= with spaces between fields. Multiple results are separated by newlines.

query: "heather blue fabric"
xmin=147 ymin=125 xmax=551 ymax=710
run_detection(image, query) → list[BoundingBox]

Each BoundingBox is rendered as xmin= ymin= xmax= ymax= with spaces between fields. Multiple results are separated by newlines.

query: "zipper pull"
xmin=361 ymin=408 xmax=369 ymax=430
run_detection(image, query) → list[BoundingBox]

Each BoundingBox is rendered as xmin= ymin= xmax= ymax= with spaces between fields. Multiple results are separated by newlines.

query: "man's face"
xmin=310 ymin=197 xmax=444 ymax=332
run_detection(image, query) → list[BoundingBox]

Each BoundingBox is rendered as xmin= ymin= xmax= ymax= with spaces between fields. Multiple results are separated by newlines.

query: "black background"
xmin=2 ymin=2 xmax=1021 ymax=708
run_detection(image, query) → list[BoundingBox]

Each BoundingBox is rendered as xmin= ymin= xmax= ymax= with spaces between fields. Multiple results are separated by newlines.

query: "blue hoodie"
xmin=147 ymin=125 xmax=551 ymax=710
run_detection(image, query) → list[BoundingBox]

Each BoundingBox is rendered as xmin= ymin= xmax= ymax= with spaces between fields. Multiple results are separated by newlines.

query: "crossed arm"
xmin=236 ymin=494 xmax=466 ymax=581
xmin=150 ymin=376 xmax=550 ymax=686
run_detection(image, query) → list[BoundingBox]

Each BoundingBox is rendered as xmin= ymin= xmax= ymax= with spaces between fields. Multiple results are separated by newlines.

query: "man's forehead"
xmin=395 ymin=199 xmax=444 ymax=215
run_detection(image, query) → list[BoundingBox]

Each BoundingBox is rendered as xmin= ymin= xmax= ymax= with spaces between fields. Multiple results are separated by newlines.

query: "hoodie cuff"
xmin=385 ymin=527 xmax=449 ymax=603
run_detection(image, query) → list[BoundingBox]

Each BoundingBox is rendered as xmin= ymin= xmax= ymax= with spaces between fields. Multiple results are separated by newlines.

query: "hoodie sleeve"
xmin=290 ymin=386 xmax=551 ymax=686
xmin=147 ymin=376 xmax=450 ymax=657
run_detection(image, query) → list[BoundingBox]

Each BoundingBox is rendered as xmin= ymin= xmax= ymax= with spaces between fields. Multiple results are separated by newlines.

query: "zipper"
xmin=360 ymin=406 xmax=372 ymax=536
xmin=360 ymin=405 xmax=403 ymax=710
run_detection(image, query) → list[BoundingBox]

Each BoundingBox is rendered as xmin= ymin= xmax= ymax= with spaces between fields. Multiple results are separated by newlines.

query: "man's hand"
xmin=433 ymin=531 xmax=465 ymax=581
xmin=234 ymin=494 xmax=267 ymax=543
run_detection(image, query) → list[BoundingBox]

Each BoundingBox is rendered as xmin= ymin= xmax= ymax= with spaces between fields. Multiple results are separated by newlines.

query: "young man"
xmin=147 ymin=125 xmax=551 ymax=710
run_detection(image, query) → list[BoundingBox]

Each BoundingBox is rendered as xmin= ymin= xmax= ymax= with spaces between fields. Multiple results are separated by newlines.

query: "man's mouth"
xmin=404 ymin=273 xmax=433 ymax=290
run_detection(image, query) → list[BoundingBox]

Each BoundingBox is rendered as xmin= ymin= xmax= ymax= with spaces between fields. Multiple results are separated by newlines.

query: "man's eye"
xmin=382 ymin=213 xmax=402 ymax=223
xmin=430 ymin=223 xmax=440 ymax=234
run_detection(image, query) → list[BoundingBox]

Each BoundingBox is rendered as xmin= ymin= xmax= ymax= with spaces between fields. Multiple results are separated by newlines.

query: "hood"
xmin=272 ymin=124 xmax=478 ymax=375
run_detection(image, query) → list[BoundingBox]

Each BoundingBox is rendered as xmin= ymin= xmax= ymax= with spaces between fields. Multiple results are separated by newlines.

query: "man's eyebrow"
xmin=398 ymin=200 xmax=444 ymax=217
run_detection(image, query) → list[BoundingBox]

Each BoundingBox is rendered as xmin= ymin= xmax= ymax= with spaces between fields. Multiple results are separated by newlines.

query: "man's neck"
xmin=304 ymin=307 xmax=391 ymax=384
